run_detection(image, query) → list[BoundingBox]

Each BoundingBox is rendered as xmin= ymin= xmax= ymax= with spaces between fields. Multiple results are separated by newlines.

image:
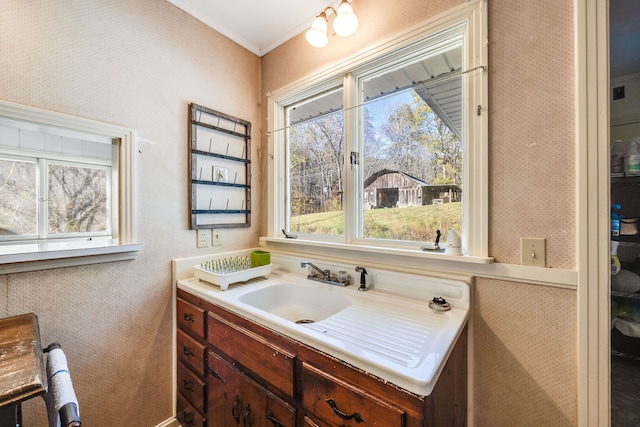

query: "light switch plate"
xmin=197 ymin=229 xmax=209 ymax=248
xmin=521 ymin=238 xmax=545 ymax=267
xmin=212 ymin=229 xmax=222 ymax=246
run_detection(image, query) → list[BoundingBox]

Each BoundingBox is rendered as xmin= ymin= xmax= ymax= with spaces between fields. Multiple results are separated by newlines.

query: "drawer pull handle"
xmin=182 ymin=380 xmax=195 ymax=392
xmin=243 ymin=403 xmax=252 ymax=427
xmin=182 ymin=411 xmax=196 ymax=426
xmin=325 ymin=398 xmax=365 ymax=423
xmin=182 ymin=346 xmax=194 ymax=357
xmin=232 ymin=394 xmax=241 ymax=424
xmin=183 ymin=313 xmax=195 ymax=322
xmin=181 ymin=411 xmax=195 ymax=426
xmin=207 ymin=367 xmax=225 ymax=382
xmin=265 ymin=413 xmax=285 ymax=427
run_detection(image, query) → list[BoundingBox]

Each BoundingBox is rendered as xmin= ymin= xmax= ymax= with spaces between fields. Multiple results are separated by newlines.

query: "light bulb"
xmin=333 ymin=0 xmax=359 ymax=37
xmin=306 ymin=14 xmax=328 ymax=48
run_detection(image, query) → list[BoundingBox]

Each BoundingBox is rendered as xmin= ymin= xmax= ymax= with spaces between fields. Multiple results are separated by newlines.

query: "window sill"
xmin=0 ymin=240 xmax=142 ymax=274
xmin=259 ymin=237 xmax=579 ymax=289
xmin=260 ymin=237 xmax=493 ymax=264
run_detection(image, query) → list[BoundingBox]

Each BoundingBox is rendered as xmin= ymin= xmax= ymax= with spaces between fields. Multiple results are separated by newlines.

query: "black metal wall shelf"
xmin=188 ymin=103 xmax=251 ymax=229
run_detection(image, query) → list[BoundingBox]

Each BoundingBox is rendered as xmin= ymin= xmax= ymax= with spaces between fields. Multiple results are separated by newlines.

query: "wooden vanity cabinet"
xmin=177 ymin=288 xmax=467 ymax=427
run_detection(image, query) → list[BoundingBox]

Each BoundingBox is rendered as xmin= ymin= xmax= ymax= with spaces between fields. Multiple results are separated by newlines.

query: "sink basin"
xmin=237 ymin=282 xmax=351 ymax=323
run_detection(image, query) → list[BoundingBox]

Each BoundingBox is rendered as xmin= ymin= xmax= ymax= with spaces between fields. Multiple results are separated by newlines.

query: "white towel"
xmin=44 ymin=348 xmax=80 ymax=427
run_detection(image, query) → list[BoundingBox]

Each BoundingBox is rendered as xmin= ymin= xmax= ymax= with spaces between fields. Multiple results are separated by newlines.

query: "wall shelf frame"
xmin=188 ymin=103 xmax=251 ymax=229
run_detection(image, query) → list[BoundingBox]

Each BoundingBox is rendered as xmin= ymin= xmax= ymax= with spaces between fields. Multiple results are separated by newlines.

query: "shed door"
xmin=377 ymin=188 xmax=399 ymax=208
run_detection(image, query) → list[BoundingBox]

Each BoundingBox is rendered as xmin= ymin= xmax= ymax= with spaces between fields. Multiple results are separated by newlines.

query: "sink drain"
xmin=295 ymin=319 xmax=315 ymax=324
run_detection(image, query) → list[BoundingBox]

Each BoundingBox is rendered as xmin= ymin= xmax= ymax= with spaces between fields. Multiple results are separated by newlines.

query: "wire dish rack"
xmin=193 ymin=253 xmax=271 ymax=291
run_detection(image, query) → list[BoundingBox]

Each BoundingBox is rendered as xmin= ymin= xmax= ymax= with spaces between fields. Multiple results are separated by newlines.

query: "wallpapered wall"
xmin=0 ymin=0 xmax=261 ymax=424
xmin=261 ymin=0 xmax=577 ymax=425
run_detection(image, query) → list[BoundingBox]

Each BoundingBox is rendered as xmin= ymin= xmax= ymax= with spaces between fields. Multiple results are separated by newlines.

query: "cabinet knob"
xmin=183 ymin=313 xmax=195 ymax=322
xmin=181 ymin=411 xmax=195 ymax=426
xmin=182 ymin=380 xmax=194 ymax=392
xmin=182 ymin=346 xmax=194 ymax=357
xmin=325 ymin=398 xmax=365 ymax=423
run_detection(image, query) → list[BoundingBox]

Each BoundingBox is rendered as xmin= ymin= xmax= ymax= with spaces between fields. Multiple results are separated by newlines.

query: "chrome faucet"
xmin=300 ymin=261 xmax=349 ymax=286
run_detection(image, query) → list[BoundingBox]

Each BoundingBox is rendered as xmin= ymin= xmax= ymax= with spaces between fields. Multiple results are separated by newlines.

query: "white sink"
xmin=237 ymin=282 xmax=351 ymax=323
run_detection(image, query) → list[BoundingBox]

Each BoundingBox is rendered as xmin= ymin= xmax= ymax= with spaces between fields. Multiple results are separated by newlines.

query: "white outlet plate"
xmin=197 ymin=230 xmax=209 ymax=248
xmin=212 ymin=229 xmax=222 ymax=246
xmin=520 ymin=237 xmax=545 ymax=267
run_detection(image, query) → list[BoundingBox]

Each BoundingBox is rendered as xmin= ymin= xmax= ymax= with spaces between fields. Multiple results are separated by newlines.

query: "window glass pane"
xmin=361 ymin=47 xmax=463 ymax=242
xmin=0 ymin=158 xmax=37 ymax=235
xmin=287 ymin=88 xmax=344 ymax=237
xmin=47 ymin=163 xmax=109 ymax=234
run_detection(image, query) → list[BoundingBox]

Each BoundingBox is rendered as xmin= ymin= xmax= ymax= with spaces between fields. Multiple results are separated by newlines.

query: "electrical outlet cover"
xmin=197 ymin=229 xmax=209 ymax=248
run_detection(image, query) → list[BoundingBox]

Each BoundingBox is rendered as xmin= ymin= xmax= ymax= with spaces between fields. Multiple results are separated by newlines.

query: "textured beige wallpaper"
xmin=473 ymin=278 xmax=577 ymax=426
xmin=488 ymin=0 xmax=576 ymax=268
xmin=0 ymin=0 xmax=261 ymax=425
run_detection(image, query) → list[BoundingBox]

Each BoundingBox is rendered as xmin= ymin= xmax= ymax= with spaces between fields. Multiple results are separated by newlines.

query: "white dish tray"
xmin=194 ymin=263 xmax=272 ymax=291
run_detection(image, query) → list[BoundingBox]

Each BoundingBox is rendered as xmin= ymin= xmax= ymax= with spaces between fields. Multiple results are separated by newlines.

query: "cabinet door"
xmin=302 ymin=362 xmax=405 ymax=427
xmin=207 ymin=351 xmax=295 ymax=427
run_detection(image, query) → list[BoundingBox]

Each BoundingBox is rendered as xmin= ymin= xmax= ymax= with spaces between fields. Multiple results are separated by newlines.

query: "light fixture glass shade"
xmin=306 ymin=15 xmax=328 ymax=48
xmin=333 ymin=0 xmax=359 ymax=37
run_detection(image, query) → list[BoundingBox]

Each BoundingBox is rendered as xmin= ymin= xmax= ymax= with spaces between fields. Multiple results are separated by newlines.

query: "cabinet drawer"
xmin=177 ymin=329 xmax=206 ymax=376
xmin=178 ymin=297 xmax=206 ymax=339
xmin=178 ymin=362 xmax=206 ymax=415
xmin=177 ymin=393 xmax=206 ymax=427
xmin=207 ymin=312 xmax=295 ymax=397
xmin=302 ymin=362 xmax=405 ymax=427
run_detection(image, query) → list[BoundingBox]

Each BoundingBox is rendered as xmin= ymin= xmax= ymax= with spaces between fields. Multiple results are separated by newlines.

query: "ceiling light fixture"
xmin=305 ymin=0 xmax=359 ymax=48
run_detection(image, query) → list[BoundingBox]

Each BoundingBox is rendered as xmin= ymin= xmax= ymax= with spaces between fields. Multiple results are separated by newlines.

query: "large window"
xmin=268 ymin=2 xmax=487 ymax=257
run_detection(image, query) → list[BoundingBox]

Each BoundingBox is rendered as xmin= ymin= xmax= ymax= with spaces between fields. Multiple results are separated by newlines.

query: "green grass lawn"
xmin=290 ymin=202 xmax=462 ymax=241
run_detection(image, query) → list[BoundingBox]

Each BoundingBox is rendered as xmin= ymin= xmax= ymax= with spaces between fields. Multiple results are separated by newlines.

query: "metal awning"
xmin=288 ymin=45 xmax=463 ymax=140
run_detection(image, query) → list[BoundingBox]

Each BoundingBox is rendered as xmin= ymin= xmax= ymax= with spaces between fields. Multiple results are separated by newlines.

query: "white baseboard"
xmin=155 ymin=417 xmax=179 ymax=427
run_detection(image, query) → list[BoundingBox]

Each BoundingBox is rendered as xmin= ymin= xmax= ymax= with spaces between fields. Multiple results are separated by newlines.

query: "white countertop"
xmin=177 ymin=267 xmax=469 ymax=396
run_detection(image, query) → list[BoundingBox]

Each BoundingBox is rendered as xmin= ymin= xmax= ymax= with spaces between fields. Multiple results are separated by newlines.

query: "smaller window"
xmin=0 ymin=100 xmax=139 ymax=271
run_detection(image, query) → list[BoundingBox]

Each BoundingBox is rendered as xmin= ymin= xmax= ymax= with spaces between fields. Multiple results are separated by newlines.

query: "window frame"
xmin=0 ymin=99 xmax=140 ymax=272
xmin=267 ymin=1 xmax=488 ymax=260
